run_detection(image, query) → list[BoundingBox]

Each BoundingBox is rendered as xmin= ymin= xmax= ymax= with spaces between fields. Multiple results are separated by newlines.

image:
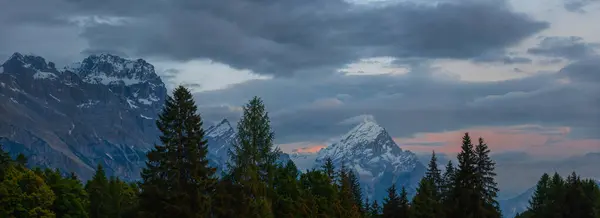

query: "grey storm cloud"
xmin=527 ymin=36 xmax=600 ymax=60
xmin=0 ymin=0 xmax=548 ymax=76
xmin=563 ymin=0 xmax=600 ymax=13
xmin=193 ymin=60 xmax=600 ymax=143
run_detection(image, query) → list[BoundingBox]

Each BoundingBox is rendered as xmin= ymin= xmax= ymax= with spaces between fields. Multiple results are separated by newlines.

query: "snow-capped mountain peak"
xmin=207 ymin=119 xmax=235 ymax=138
xmin=317 ymin=119 xmax=404 ymax=164
xmin=68 ymin=53 xmax=162 ymax=86
xmin=314 ymin=118 xmax=424 ymax=201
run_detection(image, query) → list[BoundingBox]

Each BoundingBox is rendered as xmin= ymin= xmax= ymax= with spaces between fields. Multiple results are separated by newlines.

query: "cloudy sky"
xmin=2 ymin=0 xmax=599 ymax=157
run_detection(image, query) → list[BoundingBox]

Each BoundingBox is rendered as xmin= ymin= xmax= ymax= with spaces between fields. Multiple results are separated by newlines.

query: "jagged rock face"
xmin=205 ymin=119 xmax=236 ymax=170
xmin=0 ymin=53 xmax=166 ymax=180
xmin=314 ymin=120 xmax=425 ymax=202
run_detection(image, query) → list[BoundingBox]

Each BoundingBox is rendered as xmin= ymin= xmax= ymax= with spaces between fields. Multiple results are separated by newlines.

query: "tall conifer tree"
xmin=138 ymin=85 xmax=216 ymax=218
xmin=450 ymin=132 xmax=478 ymax=218
xmin=382 ymin=184 xmax=401 ymax=218
xmin=86 ymin=164 xmax=109 ymax=218
xmin=474 ymin=137 xmax=501 ymax=218
xmin=226 ymin=96 xmax=279 ymax=218
xmin=425 ymin=151 xmax=443 ymax=199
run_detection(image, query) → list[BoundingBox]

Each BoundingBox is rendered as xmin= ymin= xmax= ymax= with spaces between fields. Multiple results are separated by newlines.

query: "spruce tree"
xmin=321 ymin=157 xmax=336 ymax=184
xmin=450 ymin=132 xmax=478 ymax=218
xmin=398 ymin=186 xmax=410 ymax=218
xmin=371 ymin=200 xmax=381 ymax=218
xmin=336 ymin=165 xmax=361 ymax=217
xmin=138 ymin=85 xmax=217 ymax=218
xmin=441 ymin=161 xmax=456 ymax=216
xmin=425 ymin=151 xmax=443 ymax=199
xmin=272 ymin=160 xmax=302 ymax=217
xmin=548 ymin=172 xmax=566 ymax=217
xmin=226 ymin=96 xmax=279 ymax=218
xmin=349 ymin=170 xmax=364 ymax=213
xmin=474 ymin=137 xmax=501 ymax=218
xmin=382 ymin=184 xmax=401 ymax=218
xmin=411 ymin=178 xmax=443 ymax=218
xmin=528 ymin=173 xmax=551 ymax=218
xmin=299 ymin=169 xmax=339 ymax=217
xmin=86 ymin=164 xmax=109 ymax=218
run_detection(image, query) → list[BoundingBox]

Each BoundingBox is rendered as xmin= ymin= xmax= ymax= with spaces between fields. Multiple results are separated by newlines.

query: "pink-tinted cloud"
xmin=394 ymin=125 xmax=600 ymax=157
xmin=293 ymin=145 xmax=327 ymax=153
xmin=278 ymin=142 xmax=327 ymax=153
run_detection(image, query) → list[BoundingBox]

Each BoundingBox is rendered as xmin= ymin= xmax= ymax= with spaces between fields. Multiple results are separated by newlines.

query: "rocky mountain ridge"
xmin=0 ymin=53 xmax=423 ymax=200
xmin=314 ymin=119 xmax=425 ymax=201
xmin=0 ymin=52 xmax=166 ymax=180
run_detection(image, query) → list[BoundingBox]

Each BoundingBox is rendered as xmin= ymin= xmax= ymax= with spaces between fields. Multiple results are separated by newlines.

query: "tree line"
xmin=0 ymin=85 xmax=598 ymax=218
xmin=515 ymin=172 xmax=600 ymax=218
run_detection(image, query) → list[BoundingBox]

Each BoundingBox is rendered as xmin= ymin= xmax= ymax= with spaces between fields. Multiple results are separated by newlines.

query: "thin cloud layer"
xmin=194 ymin=59 xmax=600 ymax=145
xmin=527 ymin=36 xmax=600 ymax=60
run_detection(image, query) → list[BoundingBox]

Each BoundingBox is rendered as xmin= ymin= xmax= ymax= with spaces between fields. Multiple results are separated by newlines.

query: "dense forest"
xmin=0 ymin=86 xmax=598 ymax=218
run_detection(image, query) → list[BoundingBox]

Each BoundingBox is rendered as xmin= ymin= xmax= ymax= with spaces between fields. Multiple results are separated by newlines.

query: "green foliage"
xmin=86 ymin=164 xmax=110 ymax=218
xmin=43 ymin=168 xmax=88 ymax=218
xmin=382 ymin=184 xmax=401 ymax=218
xmin=226 ymin=96 xmax=279 ymax=218
xmin=138 ymin=85 xmax=217 ymax=218
xmin=411 ymin=179 xmax=443 ymax=218
xmin=5 ymin=97 xmax=597 ymax=218
xmin=0 ymin=164 xmax=56 ymax=217
xmin=520 ymin=172 xmax=600 ymax=218
xmin=272 ymin=160 xmax=302 ymax=217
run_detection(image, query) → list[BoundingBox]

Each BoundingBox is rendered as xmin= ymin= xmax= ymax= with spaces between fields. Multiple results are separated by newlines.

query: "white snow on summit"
xmin=207 ymin=120 xmax=235 ymax=138
xmin=33 ymin=71 xmax=58 ymax=80
xmin=314 ymin=118 xmax=423 ymax=199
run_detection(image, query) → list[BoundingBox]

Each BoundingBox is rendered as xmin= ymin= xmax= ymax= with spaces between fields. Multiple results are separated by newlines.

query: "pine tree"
xmin=226 ymin=96 xmax=279 ymax=218
xmin=336 ymin=165 xmax=362 ymax=217
xmin=450 ymin=132 xmax=478 ymax=218
xmin=527 ymin=173 xmax=551 ymax=218
xmin=138 ymin=85 xmax=217 ymax=218
xmin=547 ymin=172 xmax=566 ymax=217
xmin=425 ymin=151 xmax=443 ymax=198
xmin=321 ymin=157 xmax=336 ymax=184
xmin=349 ymin=170 xmax=364 ymax=213
xmin=299 ymin=169 xmax=339 ymax=217
xmin=107 ymin=177 xmax=139 ymax=218
xmin=15 ymin=153 xmax=27 ymax=167
xmin=441 ymin=161 xmax=455 ymax=200
xmin=272 ymin=160 xmax=302 ymax=217
xmin=371 ymin=200 xmax=381 ymax=218
xmin=398 ymin=186 xmax=410 ymax=218
xmin=411 ymin=178 xmax=443 ymax=218
xmin=474 ymin=137 xmax=501 ymax=218
xmin=86 ymin=164 xmax=110 ymax=218
xmin=382 ymin=184 xmax=401 ymax=218
xmin=365 ymin=197 xmax=372 ymax=217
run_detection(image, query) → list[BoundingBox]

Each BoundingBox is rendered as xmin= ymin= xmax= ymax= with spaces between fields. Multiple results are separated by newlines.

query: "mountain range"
xmin=0 ymin=52 xmax=165 ymax=180
xmin=0 ymin=53 xmax=424 ymax=202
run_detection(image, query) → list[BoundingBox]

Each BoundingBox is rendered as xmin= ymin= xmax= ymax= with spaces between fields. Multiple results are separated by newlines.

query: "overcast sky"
xmin=1 ymin=0 xmax=599 ymax=157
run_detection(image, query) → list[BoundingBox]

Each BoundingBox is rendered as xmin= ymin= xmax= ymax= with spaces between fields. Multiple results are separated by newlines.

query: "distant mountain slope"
xmin=0 ymin=52 xmax=166 ymax=180
xmin=204 ymin=118 xmax=292 ymax=174
xmin=314 ymin=119 xmax=425 ymax=202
